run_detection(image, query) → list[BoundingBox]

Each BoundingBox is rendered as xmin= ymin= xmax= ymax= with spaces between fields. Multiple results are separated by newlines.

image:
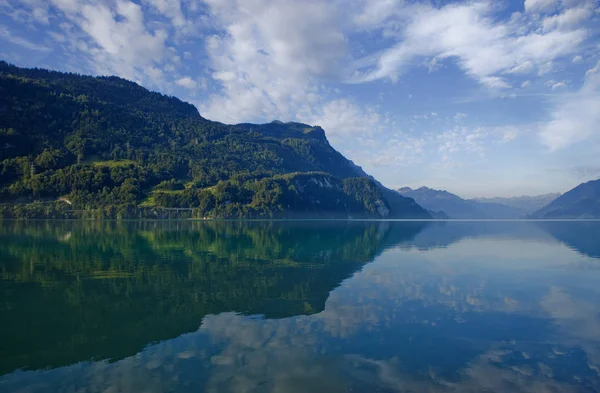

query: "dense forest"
xmin=0 ymin=62 xmax=429 ymax=219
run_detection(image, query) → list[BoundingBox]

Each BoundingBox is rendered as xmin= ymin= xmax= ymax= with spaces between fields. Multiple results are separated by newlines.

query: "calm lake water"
xmin=1 ymin=220 xmax=599 ymax=393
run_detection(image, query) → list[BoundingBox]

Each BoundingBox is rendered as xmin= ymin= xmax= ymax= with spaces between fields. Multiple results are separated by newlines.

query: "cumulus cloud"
xmin=524 ymin=0 xmax=560 ymax=13
xmin=349 ymin=1 xmax=590 ymax=89
xmin=176 ymin=76 xmax=197 ymax=89
xmin=79 ymin=2 xmax=167 ymax=61
xmin=199 ymin=0 xmax=348 ymax=123
xmin=298 ymin=99 xmax=385 ymax=138
xmin=507 ymin=60 xmax=534 ymax=74
xmin=0 ymin=0 xmax=208 ymax=89
xmin=542 ymin=5 xmax=593 ymax=31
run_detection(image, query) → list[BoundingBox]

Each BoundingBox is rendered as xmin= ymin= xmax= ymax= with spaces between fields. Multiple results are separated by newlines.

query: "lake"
xmin=0 ymin=220 xmax=599 ymax=392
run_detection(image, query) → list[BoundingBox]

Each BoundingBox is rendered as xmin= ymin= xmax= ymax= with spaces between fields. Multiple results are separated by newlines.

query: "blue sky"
xmin=1 ymin=0 xmax=599 ymax=197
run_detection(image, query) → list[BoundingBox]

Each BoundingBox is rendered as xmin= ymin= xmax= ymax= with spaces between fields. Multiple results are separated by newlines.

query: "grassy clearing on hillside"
xmin=91 ymin=160 xmax=136 ymax=168
xmin=139 ymin=189 xmax=188 ymax=207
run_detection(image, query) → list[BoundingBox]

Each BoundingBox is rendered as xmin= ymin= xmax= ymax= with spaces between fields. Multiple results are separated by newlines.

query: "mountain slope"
xmin=398 ymin=186 xmax=524 ymax=219
xmin=0 ymin=62 xmax=429 ymax=219
xmin=474 ymin=193 xmax=560 ymax=215
xmin=531 ymin=179 xmax=600 ymax=218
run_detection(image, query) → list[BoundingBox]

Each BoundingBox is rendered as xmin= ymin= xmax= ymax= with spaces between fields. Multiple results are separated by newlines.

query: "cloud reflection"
xmin=1 ymin=222 xmax=599 ymax=393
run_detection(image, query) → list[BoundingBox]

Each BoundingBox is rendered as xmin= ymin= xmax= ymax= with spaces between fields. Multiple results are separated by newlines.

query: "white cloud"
xmin=299 ymin=99 xmax=384 ymax=138
xmin=551 ymin=81 xmax=566 ymax=89
xmin=507 ymin=60 xmax=534 ymax=74
xmin=572 ymin=55 xmax=583 ymax=63
xmin=79 ymin=1 xmax=167 ymax=76
xmin=454 ymin=112 xmax=467 ymax=121
xmin=175 ymin=76 xmax=197 ymax=89
xmin=199 ymin=0 xmax=348 ymax=123
xmin=500 ymin=127 xmax=518 ymax=142
xmin=481 ymin=76 xmax=511 ymax=89
xmin=349 ymin=1 xmax=590 ymax=89
xmin=542 ymin=6 xmax=593 ymax=31
xmin=524 ymin=0 xmax=559 ymax=13
xmin=539 ymin=64 xmax=600 ymax=150
xmin=521 ymin=80 xmax=532 ymax=88
xmin=0 ymin=0 xmax=213 ymax=90
xmin=142 ymin=0 xmax=185 ymax=27
xmin=537 ymin=60 xmax=554 ymax=75
xmin=586 ymin=60 xmax=600 ymax=76
xmin=21 ymin=0 xmax=172 ymax=84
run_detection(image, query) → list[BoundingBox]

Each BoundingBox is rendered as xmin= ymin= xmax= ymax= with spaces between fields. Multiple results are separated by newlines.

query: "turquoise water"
xmin=0 ymin=220 xmax=599 ymax=392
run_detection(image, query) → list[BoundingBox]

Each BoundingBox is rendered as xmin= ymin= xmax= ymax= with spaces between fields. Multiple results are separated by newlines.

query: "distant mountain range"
xmin=398 ymin=187 xmax=566 ymax=219
xmin=531 ymin=179 xmax=600 ymax=219
xmin=400 ymin=180 xmax=600 ymax=220
xmin=397 ymin=187 xmax=524 ymax=219
xmin=474 ymin=194 xmax=560 ymax=214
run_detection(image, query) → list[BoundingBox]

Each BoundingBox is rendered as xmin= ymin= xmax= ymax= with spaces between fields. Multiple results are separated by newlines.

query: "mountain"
xmin=398 ymin=186 xmax=524 ymax=219
xmin=0 ymin=62 xmax=429 ymax=219
xmin=474 ymin=193 xmax=560 ymax=215
xmin=531 ymin=179 xmax=600 ymax=218
xmin=427 ymin=209 xmax=449 ymax=219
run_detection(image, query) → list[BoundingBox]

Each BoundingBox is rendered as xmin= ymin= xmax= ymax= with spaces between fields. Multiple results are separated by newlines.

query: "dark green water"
xmin=0 ymin=220 xmax=599 ymax=392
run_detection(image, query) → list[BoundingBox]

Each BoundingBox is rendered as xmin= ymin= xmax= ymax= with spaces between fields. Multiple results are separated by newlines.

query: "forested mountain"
xmin=531 ymin=179 xmax=600 ymax=218
xmin=474 ymin=193 xmax=560 ymax=215
xmin=397 ymin=186 xmax=524 ymax=219
xmin=0 ymin=62 xmax=429 ymax=219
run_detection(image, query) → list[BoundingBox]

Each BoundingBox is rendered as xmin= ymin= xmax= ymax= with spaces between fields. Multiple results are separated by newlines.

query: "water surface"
xmin=1 ymin=220 xmax=599 ymax=392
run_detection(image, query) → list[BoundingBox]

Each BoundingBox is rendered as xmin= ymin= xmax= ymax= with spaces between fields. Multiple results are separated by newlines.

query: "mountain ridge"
xmin=474 ymin=193 xmax=560 ymax=213
xmin=397 ymin=186 xmax=526 ymax=219
xmin=531 ymin=179 xmax=600 ymax=218
xmin=0 ymin=61 xmax=429 ymax=219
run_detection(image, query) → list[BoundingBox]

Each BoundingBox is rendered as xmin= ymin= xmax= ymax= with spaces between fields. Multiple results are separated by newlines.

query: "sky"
xmin=1 ymin=0 xmax=599 ymax=198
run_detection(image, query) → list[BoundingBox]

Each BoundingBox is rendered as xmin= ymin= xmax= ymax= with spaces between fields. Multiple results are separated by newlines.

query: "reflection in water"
xmin=0 ymin=220 xmax=599 ymax=392
xmin=0 ymin=220 xmax=425 ymax=375
xmin=535 ymin=221 xmax=600 ymax=259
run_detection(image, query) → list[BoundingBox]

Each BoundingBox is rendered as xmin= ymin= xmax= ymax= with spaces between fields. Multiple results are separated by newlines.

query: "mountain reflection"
xmin=534 ymin=221 xmax=600 ymax=259
xmin=0 ymin=220 xmax=427 ymax=375
xmin=1 ymin=221 xmax=599 ymax=393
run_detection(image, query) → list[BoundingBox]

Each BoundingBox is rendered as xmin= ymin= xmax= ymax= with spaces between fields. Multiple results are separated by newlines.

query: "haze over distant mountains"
xmin=474 ymin=194 xmax=560 ymax=214
xmin=400 ymin=182 xmax=600 ymax=219
xmin=398 ymin=187 xmax=563 ymax=219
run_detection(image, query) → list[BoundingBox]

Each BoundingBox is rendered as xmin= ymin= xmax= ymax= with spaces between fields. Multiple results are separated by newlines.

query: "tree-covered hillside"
xmin=0 ymin=62 xmax=428 ymax=219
